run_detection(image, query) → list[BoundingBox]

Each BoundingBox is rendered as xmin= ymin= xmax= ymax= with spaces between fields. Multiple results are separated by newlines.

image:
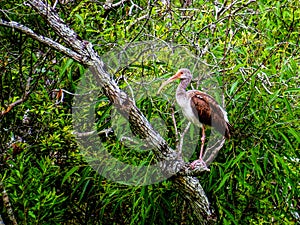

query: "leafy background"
xmin=0 ymin=0 xmax=299 ymax=224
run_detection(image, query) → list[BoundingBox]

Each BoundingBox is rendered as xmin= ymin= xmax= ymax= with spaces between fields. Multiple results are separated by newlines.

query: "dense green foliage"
xmin=0 ymin=0 xmax=299 ymax=224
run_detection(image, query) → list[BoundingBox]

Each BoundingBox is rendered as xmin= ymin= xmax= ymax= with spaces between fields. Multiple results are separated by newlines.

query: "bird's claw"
xmin=190 ymin=159 xmax=210 ymax=171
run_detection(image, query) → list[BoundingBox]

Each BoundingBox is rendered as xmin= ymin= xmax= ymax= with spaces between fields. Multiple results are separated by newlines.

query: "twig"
xmin=197 ymin=0 xmax=256 ymax=38
xmin=53 ymin=0 xmax=58 ymax=8
xmin=73 ymin=128 xmax=113 ymax=137
xmin=51 ymin=88 xmax=96 ymax=104
xmin=178 ymin=8 xmax=200 ymax=11
xmin=230 ymin=0 xmax=257 ymax=16
xmin=0 ymin=76 xmax=32 ymax=117
xmin=104 ymin=0 xmax=128 ymax=10
xmin=203 ymin=138 xmax=225 ymax=166
xmin=126 ymin=14 xmax=149 ymax=31
xmin=73 ymin=130 xmax=96 ymax=137
xmin=1 ymin=97 xmax=27 ymax=117
xmin=51 ymin=88 xmax=94 ymax=96
xmin=215 ymin=0 xmax=237 ymax=19
xmin=123 ymin=76 xmax=135 ymax=102
xmin=171 ymin=105 xmax=179 ymax=142
xmin=177 ymin=122 xmax=191 ymax=159
xmin=257 ymin=72 xmax=273 ymax=95
xmin=128 ymin=0 xmax=143 ymax=15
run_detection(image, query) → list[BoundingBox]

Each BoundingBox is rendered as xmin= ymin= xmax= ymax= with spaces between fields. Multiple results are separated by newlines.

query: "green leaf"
xmin=215 ymin=172 xmax=232 ymax=192
xmin=28 ymin=210 xmax=36 ymax=219
xmin=75 ymin=14 xmax=85 ymax=25
xmin=230 ymin=151 xmax=246 ymax=169
xmin=278 ymin=130 xmax=294 ymax=149
xmin=229 ymin=80 xmax=239 ymax=95
xmin=60 ymin=58 xmax=74 ymax=77
xmin=79 ymin=179 xmax=90 ymax=202
xmin=62 ymin=166 xmax=79 ymax=185
xmin=288 ymin=127 xmax=300 ymax=143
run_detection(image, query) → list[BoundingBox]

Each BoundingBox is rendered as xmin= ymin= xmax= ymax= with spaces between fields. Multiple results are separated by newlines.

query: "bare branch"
xmin=24 ymin=0 xmax=180 ymax=169
xmin=128 ymin=0 xmax=143 ymax=15
xmin=73 ymin=128 xmax=113 ymax=137
xmin=51 ymin=88 xmax=94 ymax=96
xmin=24 ymin=1 xmax=90 ymax=58
xmin=203 ymin=138 xmax=225 ymax=166
xmin=0 ymin=19 xmax=84 ymax=63
xmin=231 ymin=0 xmax=257 ymax=15
xmin=171 ymin=105 xmax=179 ymax=143
xmin=1 ymin=96 xmax=27 ymax=117
xmin=104 ymin=0 xmax=128 ymax=10
xmin=177 ymin=122 xmax=191 ymax=159
xmin=126 ymin=14 xmax=149 ymax=31
xmin=0 ymin=76 xmax=32 ymax=117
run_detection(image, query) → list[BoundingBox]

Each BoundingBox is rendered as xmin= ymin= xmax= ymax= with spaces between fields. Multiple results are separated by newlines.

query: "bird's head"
xmin=157 ymin=68 xmax=192 ymax=94
xmin=172 ymin=68 xmax=192 ymax=80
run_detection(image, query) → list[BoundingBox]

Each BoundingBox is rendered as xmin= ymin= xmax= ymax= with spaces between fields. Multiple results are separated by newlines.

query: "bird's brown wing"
xmin=190 ymin=91 xmax=232 ymax=139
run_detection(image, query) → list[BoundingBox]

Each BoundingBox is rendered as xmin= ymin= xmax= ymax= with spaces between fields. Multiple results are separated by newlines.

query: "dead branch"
xmin=0 ymin=76 xmax=31 ymax=117
xmin=0 ymin=19 xmax=83 ymax=62
xmin=104 ymin=0 xmax=128 ymax=10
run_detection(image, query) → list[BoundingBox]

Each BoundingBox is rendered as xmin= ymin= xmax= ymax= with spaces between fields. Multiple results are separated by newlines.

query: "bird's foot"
xmin=190 ymin=159 xmax=210 ymax=171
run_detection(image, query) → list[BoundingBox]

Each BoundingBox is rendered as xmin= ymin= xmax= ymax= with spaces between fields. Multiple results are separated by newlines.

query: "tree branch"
xmin=0 ymin=0 xmax=216 ymax=222
xmin=0 ymin=76 xmax=31 ymax=117
xmin=0 ymin=19 xmax=84 ymax=63
xmin=25 ymin=0 xmax=180 ymax=167
xmin=104 ymin=0 xmax=128 ymax=10
xmin=173 ymin=176 xmax=216 ymax=224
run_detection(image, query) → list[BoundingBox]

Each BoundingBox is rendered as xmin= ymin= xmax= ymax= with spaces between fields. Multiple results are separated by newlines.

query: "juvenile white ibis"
xmin=158 ymin=68 xmax=232 ymax=169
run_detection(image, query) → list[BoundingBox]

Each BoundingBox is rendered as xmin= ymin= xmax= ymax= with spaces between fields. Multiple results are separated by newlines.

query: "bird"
xmin=158 ymin=68 xmax=232 ymax=169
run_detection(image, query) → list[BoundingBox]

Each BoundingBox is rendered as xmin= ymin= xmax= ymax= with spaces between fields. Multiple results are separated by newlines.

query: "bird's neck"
xmin=176 ymin=78 xmax=191 ymax=104
xmin=180 ymin=78 xmax=191 ymax=90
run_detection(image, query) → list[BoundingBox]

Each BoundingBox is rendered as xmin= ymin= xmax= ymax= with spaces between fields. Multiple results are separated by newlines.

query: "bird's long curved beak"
xmin=157 ymin=79 xmax=173 ymax=94
xmin=157 ymin=73 xmax=181 ymax=94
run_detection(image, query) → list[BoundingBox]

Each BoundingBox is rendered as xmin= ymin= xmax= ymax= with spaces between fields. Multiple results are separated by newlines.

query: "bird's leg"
xmin=190 ymin=125 xmax=209 ymax=171
xmin=199 ymin=124 xmax=206 ymax=160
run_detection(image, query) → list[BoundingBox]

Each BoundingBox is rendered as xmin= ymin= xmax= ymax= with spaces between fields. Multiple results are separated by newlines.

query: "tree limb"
xmin=0 ymin=0 xmax=216 ymax=222
xmin=25 ymin=0 xmax=181 ymax=167
xmin=0 ymin=19 xmax=84 ymax=63
xmin=173 ymin=176 xmax=217 ymax=224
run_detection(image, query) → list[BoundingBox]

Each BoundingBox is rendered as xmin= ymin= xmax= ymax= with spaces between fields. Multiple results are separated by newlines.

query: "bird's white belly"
xmin=182 ymin=106 xmax=202 ymax=127
xmin=177 ymin=97 xmax=202 ymax=127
